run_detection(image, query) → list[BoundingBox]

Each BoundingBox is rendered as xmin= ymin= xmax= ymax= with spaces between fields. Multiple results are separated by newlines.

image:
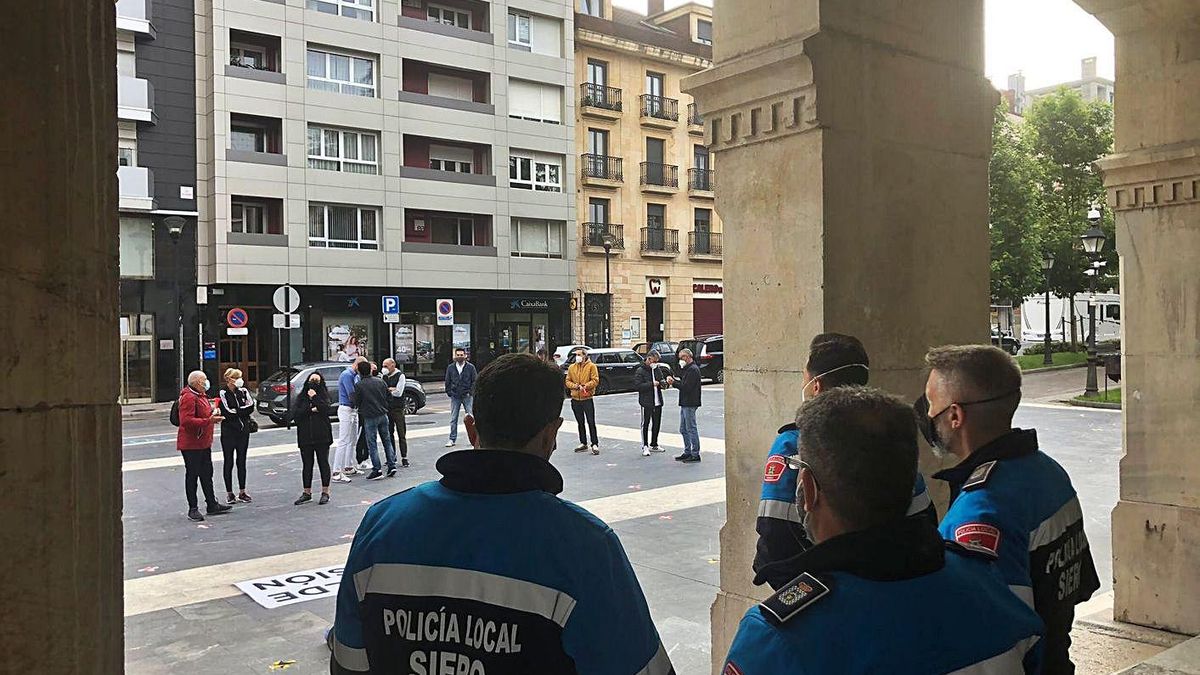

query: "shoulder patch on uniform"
xmin=722 ymin=663 xmax=744 ymax=675
xmin=763 ymin=455 xmax=788 ymax=483
xmin=945 ymin=539 xmax=999 ymax=561
xmin=954 ymin=522 xmax=1002 ymax=554
xmin=759 ymin=572 xmax=830 ymax=624
xmin=962 ymin=460 xmax=998 ymax=491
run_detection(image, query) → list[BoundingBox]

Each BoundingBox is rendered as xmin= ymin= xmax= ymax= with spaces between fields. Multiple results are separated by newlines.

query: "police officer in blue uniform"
xmin=725 ymin=387 xmax=1044 ymax=674
xmin=753 ymin=333 xmax=937 ymax=590
xmin=918 ymin=344 xmax=1099 ymax=675
xmin=331 ymin=354 xmax=674 ymax=675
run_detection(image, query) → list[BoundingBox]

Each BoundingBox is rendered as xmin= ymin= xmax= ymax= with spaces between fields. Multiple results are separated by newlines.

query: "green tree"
xmin=989 ymin=103 xmax=1044 ymax=309
xmin=1023 ymin=89 xmax=1114 ymax=347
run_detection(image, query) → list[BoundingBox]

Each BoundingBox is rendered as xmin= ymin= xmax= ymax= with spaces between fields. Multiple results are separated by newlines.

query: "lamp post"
xmin=164 ymin=216 xmax=186 ymax=392
xmin=1080 ymin=208 xmax=1107 ymax=397
xmin=1041 ymin=252 xmax=1055 ymax=366
xmin=602 ymin=231 xmax=615 ymax=348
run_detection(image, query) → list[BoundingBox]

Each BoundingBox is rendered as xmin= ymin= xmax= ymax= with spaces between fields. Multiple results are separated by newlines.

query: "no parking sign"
xmin=436 ymin=299 xmax=454 ymax=326
xmin=226 ymin=307 xmax=250 ymax=335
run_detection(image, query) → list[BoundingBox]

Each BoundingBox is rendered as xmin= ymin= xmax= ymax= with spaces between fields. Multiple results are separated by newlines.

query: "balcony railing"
xmin=117 ymin=76 xmax=154 ymax=123
xmin=687 ymin=103 xmax=704 ymax=126
xmin=580 ymin=83 xmax=622 ymax=112
xmin=688 ymin=168 xmax=715 ymax=192
xmin=640 ymin=94 xmax=679 ymax=122
xmin=689 ymin=230 xmax=722 ymax=257
xmin=640 ymin=162 xmax=679 ymax=188
xmin=640 ymin=227 xmax=679 ymax=254
xmin=583 ymin=223 xmax=625 ymax=250
xmin=582 ymin=154 xmax=624 ymax=182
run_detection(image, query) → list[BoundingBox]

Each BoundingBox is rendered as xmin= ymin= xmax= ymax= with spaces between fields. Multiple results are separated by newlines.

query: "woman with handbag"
xmin=218 ymin=367 xmax=256 ymax=504
xmin=289 ymin=372 xmax=333 ymax=505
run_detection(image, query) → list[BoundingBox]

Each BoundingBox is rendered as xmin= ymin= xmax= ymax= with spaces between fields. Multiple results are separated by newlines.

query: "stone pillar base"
xmin=1113 ymin=500 xmax=1200 ymax=635
xmin=709 ymin=590 xmax=756 ymax=674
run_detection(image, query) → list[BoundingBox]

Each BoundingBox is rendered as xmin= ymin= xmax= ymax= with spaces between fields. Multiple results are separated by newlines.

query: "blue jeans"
xmin=448 ymin=394 xmax=473 ymax=443
xmin=363 ymin=415 xmax=396 ymax=472
xmin=679 ymin=407 xmax=700 ymax=457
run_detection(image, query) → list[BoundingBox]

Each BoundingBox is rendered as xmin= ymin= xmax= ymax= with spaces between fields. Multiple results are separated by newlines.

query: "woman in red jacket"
xmin=177 ymin=370 xmax=233 ymax=522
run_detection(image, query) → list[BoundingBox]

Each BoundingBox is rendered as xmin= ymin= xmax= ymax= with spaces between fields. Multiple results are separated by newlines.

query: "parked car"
xmin=677 ymin=335 xmax=725 ymax=383
xmin=991 ymin=330 xmax=1021 ymax=355
xmin=257 ymin=362 xmax=427 ymax=425
xmin=634 ymin=341 xmax=680 ymax=373
xmin=562 ymin=347 xmax=644 ymax=395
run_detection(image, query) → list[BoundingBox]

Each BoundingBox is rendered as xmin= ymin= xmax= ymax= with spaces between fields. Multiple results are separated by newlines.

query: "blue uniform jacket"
xmin=936 ymin=428 xmax=1099 ymax=674
xmin=331 ymin=449 xmax=673 ymax=675
xmin=725 ymin=517 xmax=1044 ymax=674
xmin=753 ymin=423 xmax=937 ymax=589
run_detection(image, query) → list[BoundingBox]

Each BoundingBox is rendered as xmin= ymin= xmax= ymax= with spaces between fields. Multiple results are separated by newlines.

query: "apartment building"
xmin=1007 ymin=57 xmax=1115 ymax=115
xmin=117 ymin=0 xmax=201 ymax=402
xmin=573 ymin=0 xmax=721 ymax=348
xmin=195 ymin=0 xmax=576 ymax=384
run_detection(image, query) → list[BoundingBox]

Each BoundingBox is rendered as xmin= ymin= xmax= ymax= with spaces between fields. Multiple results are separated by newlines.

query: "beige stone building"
xmin=572 ymin=0 xmax=721 ymax=348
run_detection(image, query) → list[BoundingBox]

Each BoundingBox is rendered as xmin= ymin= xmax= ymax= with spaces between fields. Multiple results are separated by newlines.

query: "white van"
xmin=1021 ymin=293 xmax=1121 ymax=345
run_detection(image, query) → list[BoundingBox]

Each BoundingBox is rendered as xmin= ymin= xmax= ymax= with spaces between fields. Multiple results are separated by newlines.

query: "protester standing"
xmin=670 ymin=348 xmax=702 ymax=463
xmin=565 ymin=348 xmax=600 ymax=454
xmin=290 ymin=372 xmax=333 ymax=505
xmin=176 ymin=371 xmax=232 ymax=522
xmin=352 ymin=360 xmax=397 ymax=480
xmin=443 ymin=347 xmax=477 ymax=448
xmin=217 ymin=367 xmax=255 ymax=504
xmin=634 ymin=351 xmax=668 ymax=456
xmin=380 ymin=358 xmax=409 ymax=468
xmin=332 ymin=356 xmax=365 ymax=483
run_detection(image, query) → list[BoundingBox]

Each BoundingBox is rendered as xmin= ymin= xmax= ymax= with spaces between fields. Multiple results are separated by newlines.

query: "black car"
xmin=257 ymin=362 xmax=427 ymax=425
xmin=677 ymin=335 xmax=724 ymax=383
xmin=991 ymin=330 xmax=1021 ymax=355
xmin=633 ymin=341 xmax=680 ymax=374
xmin=563 ymin=348 xmax=645 ymax=395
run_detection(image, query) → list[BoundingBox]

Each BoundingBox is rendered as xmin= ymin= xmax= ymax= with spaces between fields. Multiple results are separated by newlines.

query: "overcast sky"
xmin=611 ymin=0 xmax=1115 ymax=90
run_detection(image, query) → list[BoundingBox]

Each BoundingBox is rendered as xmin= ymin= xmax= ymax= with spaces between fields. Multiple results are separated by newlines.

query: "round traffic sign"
xmin=438 ymin=301 xmax=452 ymax=316
xmin=273 ymin=285 xmax=300 ymax=314
xmin=227 ymin=307 xmax=249 ymax=328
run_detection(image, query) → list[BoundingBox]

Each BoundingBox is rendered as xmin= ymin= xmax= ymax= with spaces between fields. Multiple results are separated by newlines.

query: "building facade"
xmin=195 ymin=0 xmax=576 ymax=385
xmin=573 ymin=0 xmax=721 ymax=348
xmin=117 ymin=0 xmax=201 ymax=402
xmin=1007 ymin=56 xmax=1115 ymax=115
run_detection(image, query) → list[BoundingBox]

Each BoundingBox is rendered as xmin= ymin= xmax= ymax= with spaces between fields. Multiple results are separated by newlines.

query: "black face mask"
xmin=913 ymin=394 xmax=942 ymax=449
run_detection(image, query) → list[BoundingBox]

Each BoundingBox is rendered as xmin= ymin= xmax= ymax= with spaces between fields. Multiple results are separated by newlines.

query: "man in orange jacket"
xmin=565 ymin=348 xmax=601 ymax=454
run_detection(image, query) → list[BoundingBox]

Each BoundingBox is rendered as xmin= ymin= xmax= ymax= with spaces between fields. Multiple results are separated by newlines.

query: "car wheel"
xmin=715 ymin=368 xmax=725 ymax=384
xmin=402 ymin=394 xmax=419 ymax=415
xmin=596 ymin=376 xmax=611 ymax=396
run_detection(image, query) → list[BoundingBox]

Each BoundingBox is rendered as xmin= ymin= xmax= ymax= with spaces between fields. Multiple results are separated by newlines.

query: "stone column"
xmin=1081 ymin=0 xmax=1200 ymax=637
xmin=0 ymin=0 xmax=123 ymax=670
xmin=683 ymin=2 xmax=993 ymax=666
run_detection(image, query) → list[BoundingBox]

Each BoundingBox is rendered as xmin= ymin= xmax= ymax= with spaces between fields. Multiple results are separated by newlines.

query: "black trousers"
xmin=641 ymin=405 xmax=662 ymax=447
xmin=181 ymin=450 xmax=218 ymax=510
xmin=300 ymin=443 xmax=332 ymax=489
xmin=221 ymin=428 xmax=250 ymax=493
xmin=571 ymin=398 xmax=598 ymax=446
xmin=387 ymin=407 xmax=408 ymax=459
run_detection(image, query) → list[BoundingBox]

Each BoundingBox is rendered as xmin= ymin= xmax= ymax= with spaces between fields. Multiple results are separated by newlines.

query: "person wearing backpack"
xmin=176 ymin=371 xmax=233 ymax=522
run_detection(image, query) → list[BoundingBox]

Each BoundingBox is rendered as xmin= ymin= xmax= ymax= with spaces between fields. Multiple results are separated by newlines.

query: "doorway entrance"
xmin=646 ymin=297 xmax=665 ymax=342
xmin=119 ymin=335 xmax=155 ymax=403
xmin=219 ymin=333 xmax=264 ymax=389
xmin=584 ymin=293 xmax=607 ymax=347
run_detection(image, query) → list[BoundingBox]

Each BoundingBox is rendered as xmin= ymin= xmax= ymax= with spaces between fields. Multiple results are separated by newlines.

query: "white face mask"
xmin=200 ymin=380 xmax=209 ymax=391
xmin=379 ymin=368 xmax=389 ymax=376
xmin=800 ymin=363 xmax=870 ymax=404
xmin=234 ymin=378 xmax=244 ymax=388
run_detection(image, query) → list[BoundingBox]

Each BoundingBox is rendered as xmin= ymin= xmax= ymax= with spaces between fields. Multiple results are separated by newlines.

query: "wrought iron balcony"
xmin=582 ymin=223 xmax=624 ymax=250
xmin=580 ymin=83 xmax=622 ymax=113
xmin=688 ymin=230 xmax=722 ymax=258
xmin=640 ymin=162 xmax=679 ymax=189
xmin=640 ymin=227 xmax=679 ymax=255
xmin=688 ymin=168 xmax=715 ymax=193
xmin=639 ymin=94 xmax=679 ymax=123
xmin=687 ymin=102 xmax=704 ymax=127
xmin=581 ymin=154 xmax=624 ymax=183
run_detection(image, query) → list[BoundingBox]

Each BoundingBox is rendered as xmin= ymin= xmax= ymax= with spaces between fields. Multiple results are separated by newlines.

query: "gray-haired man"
xmin=669 ymin=348 xmax=703 ymax=463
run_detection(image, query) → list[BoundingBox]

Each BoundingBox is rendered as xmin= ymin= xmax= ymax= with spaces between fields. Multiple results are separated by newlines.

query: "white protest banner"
xmin=234 ymin=565 xmax=345 ymax=609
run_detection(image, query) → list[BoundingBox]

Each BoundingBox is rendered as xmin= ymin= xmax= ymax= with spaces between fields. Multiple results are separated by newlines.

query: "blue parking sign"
xmin=382 ymin=295 xmax=400 ymax=323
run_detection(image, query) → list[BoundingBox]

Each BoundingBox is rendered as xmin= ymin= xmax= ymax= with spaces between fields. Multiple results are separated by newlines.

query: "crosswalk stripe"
xmin=123 ymin=476 xmax=727 ymax=616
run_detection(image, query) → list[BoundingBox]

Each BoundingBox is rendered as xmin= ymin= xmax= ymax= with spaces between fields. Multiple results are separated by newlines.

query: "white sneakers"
xmin=331 ymin=474 xmax=352 ymax=484
xmin=590 ymin=444 xmax=600 ymax=456
xmin=642 ymin=446 xmax=651 ymax=457
xmin=445 ymin=441 xmax=456 ymax=448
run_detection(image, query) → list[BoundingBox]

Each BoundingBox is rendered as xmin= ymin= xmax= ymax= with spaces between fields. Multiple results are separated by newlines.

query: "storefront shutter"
xmin=692 ymin=298 xmax=723 ymax=336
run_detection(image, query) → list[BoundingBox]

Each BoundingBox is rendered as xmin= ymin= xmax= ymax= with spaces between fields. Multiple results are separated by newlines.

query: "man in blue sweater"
xmin=332 ymin=356 xmax=366 ymax=483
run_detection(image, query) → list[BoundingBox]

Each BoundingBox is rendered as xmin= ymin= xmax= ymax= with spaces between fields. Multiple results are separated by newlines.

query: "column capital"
xmin=1074 ymin=0 xmax=1200 ymax=35
xmin=1096 ymin=142 xmax=1200 ymax=211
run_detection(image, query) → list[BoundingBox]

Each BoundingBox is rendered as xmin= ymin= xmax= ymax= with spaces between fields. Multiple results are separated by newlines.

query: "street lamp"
xmin=164 ymin=216 xmax=186 ymax=393
xmin=601 ymin=231 xmax=615 ymax=348
xmin=1080 ymin=208 xmax=1107 ymax=397
xmin=1041 ymin=251 xmax=1055 ymax=366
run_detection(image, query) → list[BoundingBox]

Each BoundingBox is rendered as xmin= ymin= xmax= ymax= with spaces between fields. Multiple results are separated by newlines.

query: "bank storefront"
xmin=202 ymin=286 xmax=572 ymax=386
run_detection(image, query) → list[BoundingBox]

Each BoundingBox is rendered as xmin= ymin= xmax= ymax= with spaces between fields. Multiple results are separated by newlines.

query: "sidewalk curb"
xmin=1063 ymin=399 xmax=1122 ymax=411
xmin=1022 ymin=363 xmax=1088 ymax=375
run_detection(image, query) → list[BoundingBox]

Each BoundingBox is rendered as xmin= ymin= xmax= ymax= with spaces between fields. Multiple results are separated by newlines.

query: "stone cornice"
xmin=1096 ymin=142 xmax=1200 ymax=211
xmin=575 ymin=28 xmax=712 ymax=70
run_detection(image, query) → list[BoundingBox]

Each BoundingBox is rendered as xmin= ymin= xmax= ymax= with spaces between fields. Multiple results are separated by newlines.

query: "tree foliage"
xmin=989 ymin=103 xmax=1045 ymax=306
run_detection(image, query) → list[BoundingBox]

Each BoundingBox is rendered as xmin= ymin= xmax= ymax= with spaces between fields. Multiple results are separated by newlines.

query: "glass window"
xmin=231 ymin=200 xmax=280 ymax=235
xmin=306 ymin=48 xmax=376 ymax=97
xmin=118 ymin=218 xmax=154 ymax=278
xmin=696 ymin=19 xmax=712 ymax=45
xmin=307 ymin=0 xmax=373 ymax=22
xmin=622 ymin=352 xmax=642 ymax=364
xmin=509 ymin=154 xmax=562 ymax=192
xmin=580 ymin=0 xmax=602 ymax=17
xmin=307 ymin=125 xmax=379 ymax=174
xmin=230 ymin=125 xmax=265 ymax=152
xmin=428 ymin=4 xmax=470 ymax=28
xmin=430 ymin=216 xmax=476 ymax=246
xmin=511 ymin=219 xmax=563 ymax=259
xmin=588 ymin=198 xmax=609 ymax=224
xmin=118 ymin=147 xmax=135 ymax=167
xmin=694 ymin=208 xmax=712 ymax=233
xmin=230 ymin=45 xmax=267 ymax=69
xmin=587 ymin=128 xmax=608 ymax=156
xmin=647 ymin=203 xmax=665 ymax=228
xmin=507 ymin=12 xmax=531 ymax=49
xmin=308 ymin=203 xmax=380 ymax=249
